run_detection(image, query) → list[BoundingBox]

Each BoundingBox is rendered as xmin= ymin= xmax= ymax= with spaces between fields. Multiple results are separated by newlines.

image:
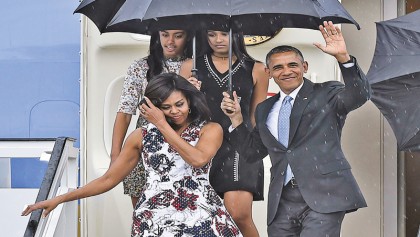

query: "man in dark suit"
xmin=220 ymin=21 xmax=371 ymax=237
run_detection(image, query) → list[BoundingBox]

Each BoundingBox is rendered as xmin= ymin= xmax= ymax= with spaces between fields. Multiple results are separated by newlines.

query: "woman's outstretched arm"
xmin=22 ymin=128 xmax=143 ymax=217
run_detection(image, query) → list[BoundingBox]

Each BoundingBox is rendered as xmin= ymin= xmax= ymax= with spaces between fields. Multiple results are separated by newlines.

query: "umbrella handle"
xmin=225 ymin=90 xmax=234 ymax=114
xmin=191 ymin=68 xmax=198 ymax=78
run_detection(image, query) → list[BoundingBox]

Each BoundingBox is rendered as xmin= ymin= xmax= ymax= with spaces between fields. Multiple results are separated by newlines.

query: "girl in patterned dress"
xmin=23 ymin=73 xmax=242 ymax=237
xmin=112 ymin=29 xmax=193 ymax=207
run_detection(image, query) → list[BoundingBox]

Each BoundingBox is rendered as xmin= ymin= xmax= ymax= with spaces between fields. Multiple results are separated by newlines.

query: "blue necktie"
xmin=278 ymin=96 xmax=294 ymax=185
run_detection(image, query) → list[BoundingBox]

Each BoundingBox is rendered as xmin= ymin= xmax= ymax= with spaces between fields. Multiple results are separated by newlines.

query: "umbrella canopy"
xmin=75 ymin=0 xmax=360 ymax=35
xmin=74 ymin=0 xmax=126 ymax=33
xmin=75 ymin=0 xmax=360 ymax=94
xmin=74 ymin=0 xmax=196 ymax=33
xmin=367 ymin=10 xmax=420 ymax=151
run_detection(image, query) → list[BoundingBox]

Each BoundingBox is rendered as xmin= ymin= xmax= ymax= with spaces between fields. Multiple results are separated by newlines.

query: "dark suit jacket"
xmin=227 ymin=56 xmax=371 ymax=225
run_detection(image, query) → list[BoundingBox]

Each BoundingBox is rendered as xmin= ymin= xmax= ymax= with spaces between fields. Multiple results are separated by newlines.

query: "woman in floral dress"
xmin=112 ymin=29 xmax=193 ymax=207
xmin=23 ymin=73 xmax=242 ymax=237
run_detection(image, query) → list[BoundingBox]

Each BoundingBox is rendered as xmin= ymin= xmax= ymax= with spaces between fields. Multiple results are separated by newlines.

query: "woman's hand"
xmin=221 ymin=91 xmax=243 ymax=128
xmin=139 ymin=97 xmax=167 ymax=127
xmin=21 ymin=198 xmax=61 ymax=218
xmin=186 ymin=76 xmax=202 ymax=90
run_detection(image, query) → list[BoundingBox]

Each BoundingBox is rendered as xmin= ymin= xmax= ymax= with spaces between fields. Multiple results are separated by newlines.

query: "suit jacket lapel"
xmin=289 ymin=78 xmax=314 ymax=144
xmin=259 ymin=94 xmax=287 ymax=149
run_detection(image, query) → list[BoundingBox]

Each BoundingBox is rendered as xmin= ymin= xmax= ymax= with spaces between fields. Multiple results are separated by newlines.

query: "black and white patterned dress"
xmin=131 ymin=121 xmax=242 ymax=237
xmin=117 ymin=56 xmax=186 ymax=197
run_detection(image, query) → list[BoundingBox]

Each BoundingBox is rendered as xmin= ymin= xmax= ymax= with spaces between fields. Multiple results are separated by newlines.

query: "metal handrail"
xmin=22 ymin=137 xmax=79 ymax=237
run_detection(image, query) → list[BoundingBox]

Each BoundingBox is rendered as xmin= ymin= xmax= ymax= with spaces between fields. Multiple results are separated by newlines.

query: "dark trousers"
xmin=267 ymin=183 xmax=345 ymax=237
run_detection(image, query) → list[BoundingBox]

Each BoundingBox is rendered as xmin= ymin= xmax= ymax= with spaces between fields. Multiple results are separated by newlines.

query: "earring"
xmin=189 ymin=108 xmax=191 ymax=114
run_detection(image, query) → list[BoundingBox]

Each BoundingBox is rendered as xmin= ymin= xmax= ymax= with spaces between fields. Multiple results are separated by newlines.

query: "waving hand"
xmin=314 ymin=21 xmax=351 ymax=63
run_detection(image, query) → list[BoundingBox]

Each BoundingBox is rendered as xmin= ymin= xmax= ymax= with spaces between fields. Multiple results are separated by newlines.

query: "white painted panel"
xmin=103 ymin=76 xmax=140 ymax=157
xmin=0 ymin=189 xmax=38 ymax=237
xmin=0 ymin=159 xmax=11 ymax=188
xmin=0 ymin=141 xmax=54 ymax=158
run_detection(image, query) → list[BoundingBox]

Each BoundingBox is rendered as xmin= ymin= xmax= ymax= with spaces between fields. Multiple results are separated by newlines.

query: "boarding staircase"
xmin=0 ymin=137 xmax=79 ymax=237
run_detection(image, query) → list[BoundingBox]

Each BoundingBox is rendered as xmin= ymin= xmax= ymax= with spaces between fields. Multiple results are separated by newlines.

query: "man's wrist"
xmin=336 ymin=53 xmax=351 ymax=64
xmin=341 ymin=56 xmax=355 ymax=68
xmin=231 ymin=117 xmax=243 ymax=128
xmin=341 ymin=56 xmax=353 ymax=64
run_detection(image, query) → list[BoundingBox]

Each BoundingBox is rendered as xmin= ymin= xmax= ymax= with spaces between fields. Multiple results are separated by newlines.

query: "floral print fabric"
xmin=117 ymin=57 xmax=186 ymax=115
xmin=119 ymin=56 xmax=186 ymax=197
xmin=131 ymin=121 xmax=242 ymax=237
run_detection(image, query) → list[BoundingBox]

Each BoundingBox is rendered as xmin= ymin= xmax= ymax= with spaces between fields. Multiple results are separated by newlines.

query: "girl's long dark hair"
xmin=144 ymin=73 xmax=211 ymax=126
xmin=196 ymin=30 xmax=257 ymax=64
xmin=146 ymin=31 xmax=193 ymax=81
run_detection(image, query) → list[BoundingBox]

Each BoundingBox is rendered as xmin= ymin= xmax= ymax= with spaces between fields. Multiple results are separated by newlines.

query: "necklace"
xmin=162 ymin=56 xmax=186 ymax=72
xmin=212 ymin=53 xmax=228 ymax=61
xmin=165 ymin=56 xmax=186 ymax=62
xmin=204 ymin=54 xmax=243 ymax=88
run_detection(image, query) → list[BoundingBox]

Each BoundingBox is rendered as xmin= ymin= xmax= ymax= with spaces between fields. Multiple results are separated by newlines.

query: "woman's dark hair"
xmin=144 ymin=73 xmax=211 ymax=126
xmin=196 ymin=30 xmax=257 ymax=63
xmin=146 ymin=31 xmax=193 ymax=81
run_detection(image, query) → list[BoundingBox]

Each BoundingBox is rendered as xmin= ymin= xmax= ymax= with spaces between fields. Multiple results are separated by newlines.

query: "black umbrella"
xmin=74 ymin=0 xmax=197 ymax=33
xmin=76 ymin=0 xmax=360 ymax=35
xmin=75 ymin=0 xmax=360 ymax=93
xmin=367 ymin=10 xmax=420 ymax=151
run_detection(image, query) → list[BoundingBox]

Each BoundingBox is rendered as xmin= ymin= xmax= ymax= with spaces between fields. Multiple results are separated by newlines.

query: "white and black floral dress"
xmin=117 ymin=56 xmax=186 ymax=197
xmin=131 ymin=121 xmax=242 ymax=237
